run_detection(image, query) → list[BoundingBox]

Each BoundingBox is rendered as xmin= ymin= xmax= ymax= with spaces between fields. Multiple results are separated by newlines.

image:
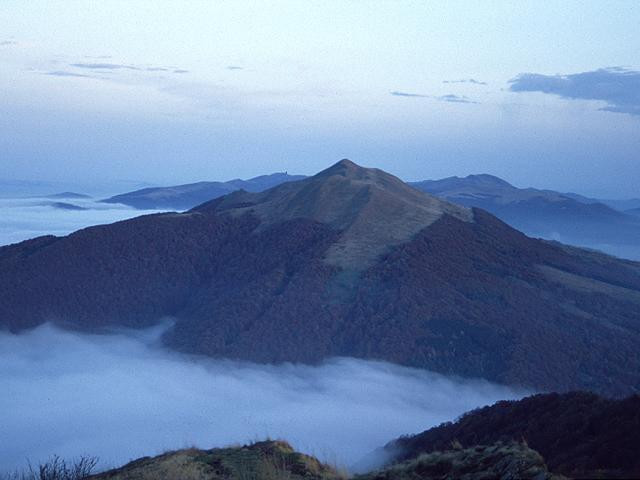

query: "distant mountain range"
xmin=2 ymin=160 xmax=639 ymax=396
xmin=45 ymin=191 xmax=92 ymax=200
xmin=103 ymin=171 xmax=640 ymax=259
xmin=102 ymin=172 xmax=305 ymax=210
xmin=628 ymin=207 xmax=640 ymax=217
xmin=411 ymin=174 xmax=640 ymax=251
xmin=44 ymin=201 xmax=88 ymax=211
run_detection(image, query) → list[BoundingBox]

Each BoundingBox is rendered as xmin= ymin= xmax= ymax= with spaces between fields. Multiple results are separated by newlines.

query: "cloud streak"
xmin=71 ymin=62 xmax=141 ymax=70
xmin=65 ymin=62 xmax=188 ymax=75
xmin=509 ymin=67 xmax=640 ymax=116
xmin=443 ymin=78 xmax=487 ymax=85
xmin=390 ymin=91 xmax=478 ymax=104
xmin=436 ymin=94 xmax=477 ymax=104
xmin=44 ymin=70 xmax=94 ymax=78
xmin=390 ymin=91 xmax=429 ymax=98
xmin=0 ymin=324 xmax=524 ymax=472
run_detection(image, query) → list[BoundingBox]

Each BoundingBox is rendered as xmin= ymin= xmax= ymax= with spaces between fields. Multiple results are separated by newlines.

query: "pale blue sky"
xmin=1 ymin=1 xmax=639 ymax=196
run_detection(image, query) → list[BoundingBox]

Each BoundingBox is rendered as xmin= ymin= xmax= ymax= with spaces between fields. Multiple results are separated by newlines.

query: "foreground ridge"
xmin=383 ymin=391 xmax=640 ymax=479
xmin=90 ymin=440 xmax=344 ymax=480
xmin=87 ymin=440 xmax=558 ymax=480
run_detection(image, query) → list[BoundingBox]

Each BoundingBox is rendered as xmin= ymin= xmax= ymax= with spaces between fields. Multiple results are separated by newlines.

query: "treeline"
xmin=387 ymin=391 xmax=640 ymax=479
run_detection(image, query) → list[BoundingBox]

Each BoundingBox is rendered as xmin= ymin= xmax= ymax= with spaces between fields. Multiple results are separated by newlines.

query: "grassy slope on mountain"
xmin=357 ymin=442 xmax=562 ymax=480
xmin=385 ymin=392 xmax=640 ymax=479
xmin=90 ymin=441 xmax=344 ymax=480
xmin=87 ymin=440 xmax=562 ymax=480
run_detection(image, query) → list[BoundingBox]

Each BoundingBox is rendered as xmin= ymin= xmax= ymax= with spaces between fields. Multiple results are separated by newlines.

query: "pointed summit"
xmin=315 ymin=158 xmax=360 ymax=178
xmin=198 ymin=159 xmax=472 ymax=269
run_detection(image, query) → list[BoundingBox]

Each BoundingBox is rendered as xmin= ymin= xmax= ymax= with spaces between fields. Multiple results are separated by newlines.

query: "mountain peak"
xmin=464 ymin=174 xmax=514 ymax=188
xmin=198 ymin=160 xmax=472 ymax=269
xmin=314 ymin=158 xmax=389 ymax=184
xmin=317 ymin=158 xmax=359 ymax=176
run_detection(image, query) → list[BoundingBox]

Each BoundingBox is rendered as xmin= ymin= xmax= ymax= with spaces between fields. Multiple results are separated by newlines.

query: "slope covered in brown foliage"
xmin=1 ymin=160 xmax=639 ymax=395
xmin=385 ymin=391 xmax=640 ymax=479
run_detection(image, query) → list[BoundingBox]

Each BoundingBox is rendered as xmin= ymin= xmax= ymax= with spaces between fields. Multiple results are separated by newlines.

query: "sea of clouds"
xmin=0 ymin=324 xmax=526 ymax=472
xmin=0 ymin=196 xmax=166 ymax=247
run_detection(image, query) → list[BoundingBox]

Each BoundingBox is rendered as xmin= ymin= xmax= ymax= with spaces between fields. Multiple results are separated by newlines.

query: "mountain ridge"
xmin=411 ymin=174 xmax=640 ymax=254
xmin=1 ymin=160 xmax=640 ymax=396
xmin=382 ymin=391 xmax=640 ymax=479
xmin=102 ymin=172 xmax=305 ymax=210
xmin=194 ymin=159 xmax=472 ymax=269
xmin=99 ymin=168 xmax=640 ymax=260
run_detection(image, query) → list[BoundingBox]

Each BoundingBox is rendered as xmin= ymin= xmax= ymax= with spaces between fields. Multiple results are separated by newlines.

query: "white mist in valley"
xmin=0 ymin=197 xmax=167 ymax=247
xmin=0 ymin=324 xmax=526 ymax=471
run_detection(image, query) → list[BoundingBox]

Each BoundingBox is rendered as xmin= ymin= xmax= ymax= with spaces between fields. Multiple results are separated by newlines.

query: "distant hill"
xmin=628 ymin=207 xmax=640 ymax=217
xmin=410 ymin=174 xmax=640 ymax=253
xmin=45 ymin=201 xmax=88 ymax=211
xmin=600 ymin=198 xmax=640 ymax=212
xmin=103 ymin=172 xmax=306 ymax=209
xmin=1 ymin=160 xmax=640 ymax=396
xmin=46 ymin=192 xmax=92 ymax=199
xmin=382 ymin=391 xmax=640 ymax=479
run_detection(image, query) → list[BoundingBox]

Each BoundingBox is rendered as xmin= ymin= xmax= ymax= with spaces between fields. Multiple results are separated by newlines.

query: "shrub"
xmin=2 ymin=455 xmax=98 ymax=480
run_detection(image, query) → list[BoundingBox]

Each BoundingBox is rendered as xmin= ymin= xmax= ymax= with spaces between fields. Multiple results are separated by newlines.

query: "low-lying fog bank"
xmin=0 ymin=197 xmax=168 ymax=247
xmin=0 ymin=324 xmax=526 ymax=471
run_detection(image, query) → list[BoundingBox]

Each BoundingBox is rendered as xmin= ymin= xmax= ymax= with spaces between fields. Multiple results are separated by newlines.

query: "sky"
xmin=1 ymin=1 xmax=639 ymax=197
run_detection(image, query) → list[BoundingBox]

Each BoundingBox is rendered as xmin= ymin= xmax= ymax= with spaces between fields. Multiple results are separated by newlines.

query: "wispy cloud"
xmin=40 ymin=61 xmax=190 ymax=83
xmin=44 ymin=70 xmax=94 ymax=78
xmin=390 ymin=91 xmax=478 ymax=104
xmin=390 ymin=90 xmax=428 ymax=98
xmin=509 ymin=67 xmax=640 ymax=116
xmin=436 ymin=94 xmax=477 ymax=104
xmin=69 ymin=62 xmax=188 ymax=74
xmin=71 ymin=62 xmax=141 ymax=71
xmin=443 ymin=78 xmax=487 ymax=85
